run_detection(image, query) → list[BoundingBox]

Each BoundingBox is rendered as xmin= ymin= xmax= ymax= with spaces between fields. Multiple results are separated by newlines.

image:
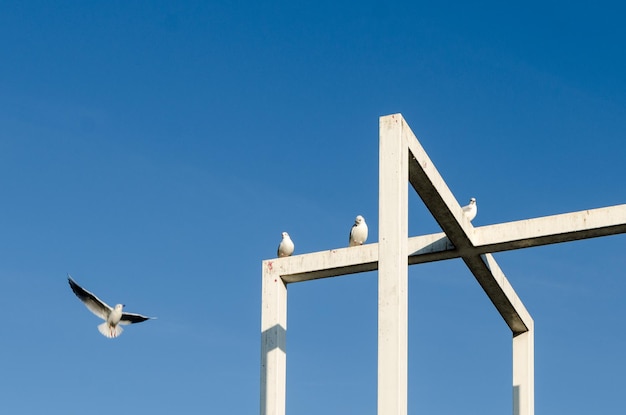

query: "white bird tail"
xmin=98 ymin=322 xmax=124 ymax=338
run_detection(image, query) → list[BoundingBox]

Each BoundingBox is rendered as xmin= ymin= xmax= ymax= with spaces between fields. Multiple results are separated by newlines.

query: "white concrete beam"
xmin=513 ymin=323 xmax=535 ymax=415
xmin=260 ymin=263 xmax=287 ymax=415
xmin=378 ymin=114 xmax=409 ymax=415
xmin=269 ymin=204 xmax=626 ymax=283
xmin=403 ymin=119 xmax=476 ymax=248
xmin=268 ymin=244 xmax=378 ymax=284
xmin=475 ymin=254 xmax=533 ymax=334
xmin=473 ymin=204 xmax=626 ymax=252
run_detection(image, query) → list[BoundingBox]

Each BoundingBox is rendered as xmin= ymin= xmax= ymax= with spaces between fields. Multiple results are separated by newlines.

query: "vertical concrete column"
xmin=378 ymin=114 xmax=409 ymax=415
xmin=513 ymin=323 xmax=534 ymax=415
xmin=260 ymin=264 xmax=288 ymax=415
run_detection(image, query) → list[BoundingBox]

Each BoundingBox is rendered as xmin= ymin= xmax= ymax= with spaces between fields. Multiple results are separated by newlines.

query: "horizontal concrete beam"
xmin=265 ymin=204 xmax=626 ymax=283
xmin=472 ymin=204 xmax=626 ymax=252
xmin=265 ymin=233 xmax=451 ymax=283
xmin=263 ymin=243 xmax=378 ymax=283
xmin=410 ymin=204 xmax=626 ymax=263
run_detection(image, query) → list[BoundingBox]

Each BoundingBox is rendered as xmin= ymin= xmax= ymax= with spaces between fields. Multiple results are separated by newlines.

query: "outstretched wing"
xmin=120 ymin=312 xmax=153 ymax=325
xmin=67 ymin=275 xmax=112 ymax=321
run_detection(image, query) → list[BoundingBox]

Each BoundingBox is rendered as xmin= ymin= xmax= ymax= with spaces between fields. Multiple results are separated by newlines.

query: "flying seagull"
xmin=462 ymin=197 xmax=477 ymax=221
xmin=67 ymin=275 xmax=154 ymax=338
xmin=349 ymin=215 xmax=368 ymax=246
xmin=277 ymin=232 xmax=295 ymax=257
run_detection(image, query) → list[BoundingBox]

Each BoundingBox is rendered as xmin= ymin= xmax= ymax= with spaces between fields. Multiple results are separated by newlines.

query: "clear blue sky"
xmin=1 ymin=1 xmax=625 ymax=414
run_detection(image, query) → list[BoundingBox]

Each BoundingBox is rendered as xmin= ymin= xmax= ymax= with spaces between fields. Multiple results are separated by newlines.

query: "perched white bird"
xmin=462 ymin=197 xmax=477 ymax=221
xmin=68 ymin=275 xmax=154 ymax=338
xmin=349 ymin=215 xmax=368 ymax=246
xmin=277 ymin=232 xmax=295 ymax=257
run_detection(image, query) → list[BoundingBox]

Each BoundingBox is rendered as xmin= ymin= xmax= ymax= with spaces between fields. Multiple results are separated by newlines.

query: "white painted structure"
xmin=260 ymin=113 xmax=626 ymax=415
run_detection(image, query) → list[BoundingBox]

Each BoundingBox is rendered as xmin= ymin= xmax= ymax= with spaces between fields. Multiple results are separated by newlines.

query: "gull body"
xmin=349 ymin=215 xmax=368 ymax=246
xmin=462 ymin=197 xmax=477 ymax=221
xmin=277 ymin=232 xmax=295 ymax=257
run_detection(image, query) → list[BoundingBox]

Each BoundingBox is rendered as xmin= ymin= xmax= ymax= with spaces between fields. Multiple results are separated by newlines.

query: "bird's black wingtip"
xmin=67 ymin=275 xmax=82 ymax=295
